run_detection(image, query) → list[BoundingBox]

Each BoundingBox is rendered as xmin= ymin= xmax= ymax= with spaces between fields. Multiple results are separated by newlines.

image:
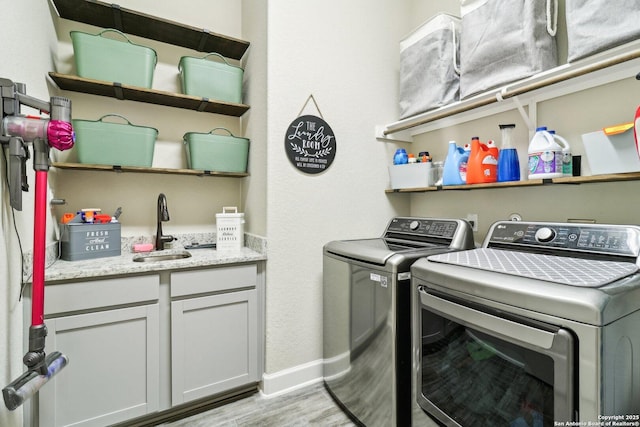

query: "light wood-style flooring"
xmin=159 ymin=382 xmax=357 ymax=427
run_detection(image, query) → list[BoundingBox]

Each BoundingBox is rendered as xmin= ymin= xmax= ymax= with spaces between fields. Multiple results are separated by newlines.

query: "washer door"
xmin=416 ymin=286 xmax=575 ymax=427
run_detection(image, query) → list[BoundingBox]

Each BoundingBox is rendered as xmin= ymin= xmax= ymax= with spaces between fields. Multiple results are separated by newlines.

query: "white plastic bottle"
xmin=528 ymin=127 xmax=564 ymax=179
xmin=549 ymin=130 xmax=572 ymax=177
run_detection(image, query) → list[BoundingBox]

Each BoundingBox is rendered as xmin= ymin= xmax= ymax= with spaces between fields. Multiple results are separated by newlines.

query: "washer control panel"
xmin=386 ymin=217 xmax=460 ymax=239
xmin=487 ymin=221 xmax=640 ymax=257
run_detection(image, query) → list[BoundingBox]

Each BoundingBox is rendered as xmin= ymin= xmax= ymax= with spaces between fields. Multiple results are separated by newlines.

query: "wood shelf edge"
xmin=48 ymin=72 xmax=250 ymax=117
xmin=50 ymin=0 xmax=250 ymax=59
xmin=52 ymin=162 xmax=249 ymax=177
xmin=385 ymin=186 xmax=438 ymax=193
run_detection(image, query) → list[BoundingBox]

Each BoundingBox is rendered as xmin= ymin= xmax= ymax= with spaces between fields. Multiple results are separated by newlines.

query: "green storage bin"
xmin=73 ymin=114 xmax=158 ymax=167
xmin=183 ymin=128 xmax=249 ymax=173
xmin=179 ymin=53 xmax=243 ymax=103
xmin=71 ymin=29 xmax=157 ymax=88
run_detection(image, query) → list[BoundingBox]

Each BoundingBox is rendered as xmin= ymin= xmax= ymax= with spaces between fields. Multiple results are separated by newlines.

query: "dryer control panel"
xmin=386 ymin=217 xmax=459 ymax=238
xmin=486 ymin=221 xmax=640 ymax=258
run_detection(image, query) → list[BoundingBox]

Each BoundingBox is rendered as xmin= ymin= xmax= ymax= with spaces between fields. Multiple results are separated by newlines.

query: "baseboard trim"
xmin=260 ymin=359 xmax=324 ymax=398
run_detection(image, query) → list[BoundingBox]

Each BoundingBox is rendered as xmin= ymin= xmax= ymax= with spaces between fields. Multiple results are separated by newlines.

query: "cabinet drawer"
xmin=45 ymin=275 xmax=159 ymax=316
xmin=171 ymin=264 xmax=257 ymax=298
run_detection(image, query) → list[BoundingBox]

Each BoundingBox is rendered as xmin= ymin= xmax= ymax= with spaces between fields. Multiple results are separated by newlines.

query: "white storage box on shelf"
xmin=459 ymin=0 xmax=558 ymax=99
xmin=582 ymin=123 xmax=640 ymax=175
xmin=566 ymin=0 xmax=640 ymax=62
xmin=216 ymin=207 xmax=245 ymax=252
xmin=399 ymin=13 xmax=461 ymax=119
xmin=388 ymin=163 xmax=436 ymax=189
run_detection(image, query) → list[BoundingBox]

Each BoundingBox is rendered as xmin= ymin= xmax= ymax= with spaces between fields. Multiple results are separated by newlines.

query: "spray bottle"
xmin=497 ymin=124 xmax=520 ymax=182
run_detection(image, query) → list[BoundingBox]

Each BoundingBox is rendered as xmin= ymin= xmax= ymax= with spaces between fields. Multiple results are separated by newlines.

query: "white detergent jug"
xmin=528 ymin=127 xmax=566 ymax=179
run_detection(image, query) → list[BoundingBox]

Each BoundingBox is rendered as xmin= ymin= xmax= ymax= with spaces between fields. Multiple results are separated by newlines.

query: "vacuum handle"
xmin=8 ymin=137 xmax=29 ymax=210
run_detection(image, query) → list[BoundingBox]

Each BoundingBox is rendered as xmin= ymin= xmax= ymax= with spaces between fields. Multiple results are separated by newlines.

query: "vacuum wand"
xmin=1 ymin=78 xmax=74 ymax=410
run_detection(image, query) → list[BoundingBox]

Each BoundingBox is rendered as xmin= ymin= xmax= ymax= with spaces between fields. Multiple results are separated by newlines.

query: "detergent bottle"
xmin=460 ymin=143 xmax=471 ymax=183
xmin=549 ymin=130 xmax=572 ymax=177
xmin=393 ymin=148 xmax=408 ymax=165
xmin=442 ymin=141 xmax=467 ymax=185
xmin=497 ymin=124 xmax=520 ymax=182
xmin=528 ymin=127 xmax=564 ymax=179
xmin=466 ymin=136 xmax=498 ymax=184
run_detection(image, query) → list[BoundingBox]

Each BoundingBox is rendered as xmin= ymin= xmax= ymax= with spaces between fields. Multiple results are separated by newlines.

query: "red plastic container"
xmin=466 ymin=136 xmax=498 ymax=184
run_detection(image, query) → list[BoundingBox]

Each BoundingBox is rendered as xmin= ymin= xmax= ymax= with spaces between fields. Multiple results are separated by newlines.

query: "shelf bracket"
xmin=110 ymin=3 xmax=124 ymax=32
xmin=198 ymin=29 xmax=211 ymax=52
xmin=497 ymin=91 xmax=537 ymax=133
xmin=113 ymin=83 xmax=124 ymax=100
xmin=375 ymin=125 xmax=413 ymax=143
xmin=197 ymin=98 xmax=209 ymax=112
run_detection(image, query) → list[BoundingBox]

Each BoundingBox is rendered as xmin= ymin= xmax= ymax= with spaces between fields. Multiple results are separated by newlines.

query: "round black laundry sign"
xmin=284 ymin=115 xmax=336 ymax=174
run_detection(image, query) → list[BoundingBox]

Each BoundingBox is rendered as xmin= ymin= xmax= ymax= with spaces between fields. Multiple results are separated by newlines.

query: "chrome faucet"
xmin=155 ymin=193 xmax=175 ymax=250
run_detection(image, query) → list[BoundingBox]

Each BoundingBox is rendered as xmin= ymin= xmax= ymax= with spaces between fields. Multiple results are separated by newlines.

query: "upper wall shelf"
xmin=385 ymin=172 xmax=640 ymax=193
xmin=49 ymin=72 xmax=250 ymax=116
xmin=377 ymin=40 xmax=640 ymax=141
xmin=50 ymin=0 xmax=250 ymax=59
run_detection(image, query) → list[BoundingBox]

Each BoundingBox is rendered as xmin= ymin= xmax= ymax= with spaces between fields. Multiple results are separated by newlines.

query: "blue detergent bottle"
xmin=393 ymin=148 xmax=408 ymax=165
xmin=442 ymin=141 xmax=467 ymax=185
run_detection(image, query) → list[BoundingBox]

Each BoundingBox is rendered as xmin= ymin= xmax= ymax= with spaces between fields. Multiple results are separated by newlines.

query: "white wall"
xmin=261 ymin=0 xmax=411 ymax=390
xmin=0 ymin=2 xmax=58 ymax=425
xmin=241 ymin=0 xmax=268 ymax=237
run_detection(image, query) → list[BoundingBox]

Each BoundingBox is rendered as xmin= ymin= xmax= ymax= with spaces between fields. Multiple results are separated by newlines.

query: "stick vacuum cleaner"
xmin=0 ymin=78 xmax=75 ymax=410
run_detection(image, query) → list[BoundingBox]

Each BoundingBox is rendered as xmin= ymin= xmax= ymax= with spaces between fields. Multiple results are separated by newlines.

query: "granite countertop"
xmin=28 ymin=233 xmax=267 ymax=283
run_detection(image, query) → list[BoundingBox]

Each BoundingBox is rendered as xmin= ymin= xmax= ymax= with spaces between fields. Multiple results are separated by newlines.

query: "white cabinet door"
xmin=39 ymin=304 xmax=160 ymax=427
xmin=171 ymin=289 xmax=258 ymax=405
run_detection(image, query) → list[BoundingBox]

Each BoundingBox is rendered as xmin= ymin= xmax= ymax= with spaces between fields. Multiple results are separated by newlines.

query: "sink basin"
xmin=133 ymin=251 xmax=192 ymax=262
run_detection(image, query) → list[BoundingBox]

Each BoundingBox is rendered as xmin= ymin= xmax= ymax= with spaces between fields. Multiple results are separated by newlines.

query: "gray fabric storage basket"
xmin=399 ymin=13 xmax=461 ymax=119
xmin=566 ymin=0 xmax=640 ymax=62
xmin=459 ymin=0 xmax=558 ymax=99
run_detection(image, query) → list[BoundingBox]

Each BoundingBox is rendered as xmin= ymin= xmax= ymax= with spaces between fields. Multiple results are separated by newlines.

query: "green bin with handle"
xmin=179 ymin=53 xmax=243 ymax=103
xmin=73 ymin=114 xmax=158 ymax=167
xmin=71 ymin=29 xmax=157 ymax=88
xmin=183 ymin=128 xmax=249 ymax=173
